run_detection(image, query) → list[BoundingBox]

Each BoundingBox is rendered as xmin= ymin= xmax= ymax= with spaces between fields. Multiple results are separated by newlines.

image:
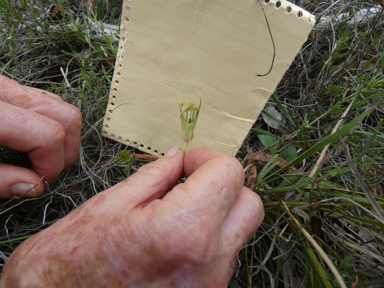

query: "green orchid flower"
xmin=168 ymin=81 xmax=202 ymax=152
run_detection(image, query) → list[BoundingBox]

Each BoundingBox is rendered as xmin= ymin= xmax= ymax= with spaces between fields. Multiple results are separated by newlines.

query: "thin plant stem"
xmin=183 ymin=142 xmax=188 ymax=153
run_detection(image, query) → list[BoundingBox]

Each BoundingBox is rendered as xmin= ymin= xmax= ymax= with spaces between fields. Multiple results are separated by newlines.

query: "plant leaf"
xmin=259 ymin=134 xmax=277 ymax=154
xmin=280 ymin=145 xmax=297 ymax=162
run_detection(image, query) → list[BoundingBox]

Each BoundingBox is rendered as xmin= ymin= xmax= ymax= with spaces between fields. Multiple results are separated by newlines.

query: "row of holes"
xmin=108 ymin=61 xmax=160 ymax=154
xmin=103 ymin=130 xmax=165 ymax=156
xmin=119 ymin=3 xmax=309 ymax=35
xmin=120 ymin=2 xmax=310 ymax=31
xmin=105 ymin=17 xmax=163 ymax=156
xmin=265 ymin=0 xmax=308 ymax=20
xmin=121 ymin=6 xmax=131 ymax=32
xmin=123 ymin=2 xmax=304 ymax=18
xmin=104 ymin=117 xmax=165 ymax=155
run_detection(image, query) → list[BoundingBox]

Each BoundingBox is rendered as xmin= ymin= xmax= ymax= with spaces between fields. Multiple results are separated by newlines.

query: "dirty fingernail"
xmin=10 ymin=183 xmax=37 ymax=197
xmin=164 ymin=146 xmax=179 ymax=157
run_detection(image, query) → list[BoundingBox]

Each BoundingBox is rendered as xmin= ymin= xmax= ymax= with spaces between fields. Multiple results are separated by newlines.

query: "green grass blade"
xmin=0 ymin=235 xmax=32 ymax=245
xmin=323 ymin=190 xmax=384 ymax=205
xmin=256 ymin=154 xmax=280 ymax=183
xmin=260 ymin=105 xmax=377 ymax=183
xmin=265 ymin=177 xmax=311 ymax=194
xmin=355 ymin=118 xmax=383 ymax=164
xmin=271 ymin=92 xmax=296 ymax=130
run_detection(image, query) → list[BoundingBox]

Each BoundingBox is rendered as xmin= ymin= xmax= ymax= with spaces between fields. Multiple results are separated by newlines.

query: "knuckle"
xmin=217 ymin=155 xmax=244 ymax=179
xmin=139 ymin=202 xmax=216 ymax=265
xmin=136 ymin=162 xmax=166 ymax=178
xmin=43 ymin=121 xmax=66 ymax=146
xmin=67 ymin=105 xmax=82 ymax=129
xmin=134 ymin=163 xmax=169 ymax=190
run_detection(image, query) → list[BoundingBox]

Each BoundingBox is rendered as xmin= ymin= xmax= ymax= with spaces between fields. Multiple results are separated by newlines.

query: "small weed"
xmin=116 ymin=150 xmax=137 ymax=180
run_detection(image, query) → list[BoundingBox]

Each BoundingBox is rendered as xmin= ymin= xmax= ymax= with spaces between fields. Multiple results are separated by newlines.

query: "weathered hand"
xmin=0 ymin=75 xmax=82 ymax=198
xmin=0 ymin=147 xmax=264 ymax=288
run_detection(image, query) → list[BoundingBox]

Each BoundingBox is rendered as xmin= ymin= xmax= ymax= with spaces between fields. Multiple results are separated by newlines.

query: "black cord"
xmin=255 ymin=0 xmax=276 ymax=77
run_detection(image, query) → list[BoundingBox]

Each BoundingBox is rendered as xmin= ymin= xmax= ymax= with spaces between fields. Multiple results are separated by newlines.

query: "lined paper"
xmin=102 ymin=0 xmax=315 ymax=156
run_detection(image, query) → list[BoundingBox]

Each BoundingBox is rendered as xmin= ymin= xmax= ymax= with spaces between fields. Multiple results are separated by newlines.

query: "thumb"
xmin=0 ymin=163 xmax=44 ymax=198
xmin=100 ymin=146 xmax=184 ymax=211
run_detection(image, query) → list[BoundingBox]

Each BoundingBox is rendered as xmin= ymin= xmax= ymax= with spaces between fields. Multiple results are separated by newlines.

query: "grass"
xmin=1 ymin=0 xmax=384 ymax=287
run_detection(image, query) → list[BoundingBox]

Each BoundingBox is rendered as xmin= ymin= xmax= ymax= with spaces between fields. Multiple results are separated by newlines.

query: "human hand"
xmin=0 ymin=147 xmax=264 ymax=288
xmin=0 ymin=75 xmax=82 ymax=198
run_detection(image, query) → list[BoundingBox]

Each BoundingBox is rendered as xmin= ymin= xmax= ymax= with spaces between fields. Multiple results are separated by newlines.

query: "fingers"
xmin=166 ymin=147 xmax=263 ymax=254
xmin=0 ymin=100 xmax=66 ymax=183
xmin=0 ymin=75 xmax=82 ymax=168
xmin=100 ymin=146 xmax=184 ymax=211
xmin=0 ymin=164 xmax=44 ymax=198
xmin=221 ymin=186 xmax=264 ymax=250
xmin=183 ymin=147 xmax=231 ymax=177
xmin=163 ymin=147 xmax=245 ymax=224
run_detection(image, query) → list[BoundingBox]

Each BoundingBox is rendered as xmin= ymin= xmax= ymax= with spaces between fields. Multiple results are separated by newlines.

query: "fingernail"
xmin=10 ymin=183 xmax=37 ymax=197
xmin=164 ymin=146 xmax=179 ymax=157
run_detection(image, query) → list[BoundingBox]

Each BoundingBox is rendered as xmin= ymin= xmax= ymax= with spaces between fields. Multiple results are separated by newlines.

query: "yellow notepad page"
xmin=102 ymin=0 xmax=315 ymax=156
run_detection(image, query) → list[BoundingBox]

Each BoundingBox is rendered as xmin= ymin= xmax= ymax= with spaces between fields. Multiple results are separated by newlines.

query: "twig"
xmin=339 ymin=138 xmax=384 ymax=222
xmin=81 ymin=103 xmax=132 ymax=140
xmin=251 ymin=236 xmax=276 ymax=277
xmin=308 ymin=100 xmax=354 ymax=178
xmin=282 ymin=201 xmax=347 ymax=288
xmin=17 ymin=177 xmax=45 ymax=198
xmin=60 ymin=66 xmax=76 ymax=101
xmin=255 ymin=0 xmax=275 ymax=77
xmin=0 ymin=68 xmax=60 ymax=85
xmin=249 ymin=265 xmax=275 ymax=288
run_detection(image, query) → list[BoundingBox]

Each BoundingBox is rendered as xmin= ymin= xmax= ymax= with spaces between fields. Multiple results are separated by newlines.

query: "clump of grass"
xmin=238 ymin=1 xmax=384 ymax=287
xmin=1 ymin=1 xmax=384 ymax=287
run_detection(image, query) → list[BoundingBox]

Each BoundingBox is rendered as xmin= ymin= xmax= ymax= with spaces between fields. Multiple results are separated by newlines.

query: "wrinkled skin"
xmin=1 ymin=147 xmax=264 ymax=288
xmin=0 ymin=75 xmax=82 ymax=198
